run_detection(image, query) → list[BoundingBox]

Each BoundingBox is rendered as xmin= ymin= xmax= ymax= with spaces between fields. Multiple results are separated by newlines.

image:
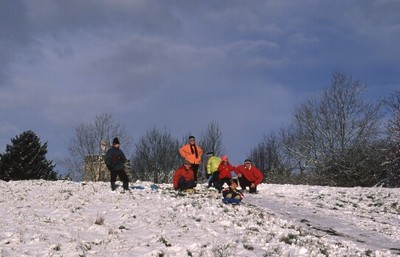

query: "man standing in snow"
xmin=236 ymin=159 xmax=263 ymax=194
xmin=179 ymin=135 xmax=203 ymax=186
xmin=104 ymin=137 xmax=130 ymax=191
xmin=173 ymin=159 xmax=196 ymax=191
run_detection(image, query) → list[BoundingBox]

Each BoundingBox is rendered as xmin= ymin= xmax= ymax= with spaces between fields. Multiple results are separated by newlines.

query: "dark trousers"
xmin=238 ymin=176 xmax=257 ymax=193
xmin=177 ymin=176 xmax=195 ymax=191
xmin=217 ymin=177 xmax=232 ymax=193
xmin=191 ymin=164 xmax=199 ymax=184
xmin=207 ymin=171 xmax=219 ymax=188
xmin=110 ymin=170 xmax=129 ymax=190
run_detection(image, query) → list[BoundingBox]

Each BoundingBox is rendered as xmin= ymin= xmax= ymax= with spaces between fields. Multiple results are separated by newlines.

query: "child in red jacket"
xmin=217 ymin=155 xmax=237 ymax=193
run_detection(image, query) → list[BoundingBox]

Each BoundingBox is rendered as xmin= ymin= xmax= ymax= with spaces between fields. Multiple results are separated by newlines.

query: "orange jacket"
xmin=179 ymin=143 xmax=203 ymax=164
xmin=173 ymin=165 xmax=195 ymax=189
xmin=235 ymin=164 xmax=264 ymax=185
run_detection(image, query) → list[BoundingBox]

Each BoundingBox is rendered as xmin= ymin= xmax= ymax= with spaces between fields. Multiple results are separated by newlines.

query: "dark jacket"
xmin=222 ymin=187 xmax=244 ymax=200
xmin=104 ymin=146 xmax=127 ymax=171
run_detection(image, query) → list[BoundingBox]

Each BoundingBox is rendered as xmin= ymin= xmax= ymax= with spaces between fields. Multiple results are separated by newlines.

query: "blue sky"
xmin=0 ymin=0 xmax=399 ymax=172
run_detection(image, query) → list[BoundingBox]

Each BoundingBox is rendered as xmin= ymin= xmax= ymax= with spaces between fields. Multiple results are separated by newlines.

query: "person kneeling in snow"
xmin=236 ymin=159 xmax=263 ymax=194
xmin=222 ymin=179 xmax=244 ymax=204
xmin=173 ymin=159 xmax=196 ymax=191
xmin=217 ymin=155 xmax=236 ymax=193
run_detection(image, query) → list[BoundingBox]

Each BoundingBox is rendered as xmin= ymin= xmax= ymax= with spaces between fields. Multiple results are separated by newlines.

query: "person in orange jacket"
xmin=179 ymin=135 xmax=203 ymax=186
xmin=217 ymin=155 xmax=237 ymax=192
xmin=236 ymin=159 xmax=264 ymax=194
xmin=173 ymin=159 xmax=196 ymax=191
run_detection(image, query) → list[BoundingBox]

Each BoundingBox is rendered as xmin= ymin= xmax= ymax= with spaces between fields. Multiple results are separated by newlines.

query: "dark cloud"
xmin=1 ymin=0 xmax=399 ymax=167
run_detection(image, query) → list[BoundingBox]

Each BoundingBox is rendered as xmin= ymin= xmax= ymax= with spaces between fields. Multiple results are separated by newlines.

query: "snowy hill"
xmin=0 ymin=180 xmax=399 ymax=256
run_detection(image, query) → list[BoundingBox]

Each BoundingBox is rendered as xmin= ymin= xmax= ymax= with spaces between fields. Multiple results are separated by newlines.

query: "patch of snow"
xmin=0 ymin=180 xmax=399 ymax=256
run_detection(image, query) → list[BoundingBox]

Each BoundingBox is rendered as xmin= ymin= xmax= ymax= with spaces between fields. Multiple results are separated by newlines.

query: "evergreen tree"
xmin=0 ymin=130 xmax=57 ymax=181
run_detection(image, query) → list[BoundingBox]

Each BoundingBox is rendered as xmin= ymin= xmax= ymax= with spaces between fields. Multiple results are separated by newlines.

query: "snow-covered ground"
xmin=0 ymin=180 xmax=399 ymax=257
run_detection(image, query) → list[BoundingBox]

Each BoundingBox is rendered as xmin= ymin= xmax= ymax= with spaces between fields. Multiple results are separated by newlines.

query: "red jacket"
xmin=218 ymin=162 xmax=237 ymax=179
xmin=173 ymin=165 xmax=194 ymax=189
xmin=235 ymin=164 xmax=264 ymax=185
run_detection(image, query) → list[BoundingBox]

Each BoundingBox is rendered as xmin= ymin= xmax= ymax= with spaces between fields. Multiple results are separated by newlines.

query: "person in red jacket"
xmin=173 ymin=159 xmax=196 ymax=191
xmin=236 ymin=159 xmax=263 ymax=193
xmin=217 ymin=155 xmax=237 ymax=193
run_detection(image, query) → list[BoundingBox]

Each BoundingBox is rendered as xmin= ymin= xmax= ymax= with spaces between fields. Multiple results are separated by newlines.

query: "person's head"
xmin=244 ymin=159 xmax=251 ymax=169
xmin=206 ymin=151 xmax=214 ymax=157
xmin=112 ymin=137 xmax=120 ymax=147
xmin=230 ymin=179 xmax=238 ymax=189
xmin=188 ymin=136 xmax=195 ymax=144
xmin=183 ymin=159 xmax=192 ymax=170
xmin=221 ymin=155 xmax=228 ymax=163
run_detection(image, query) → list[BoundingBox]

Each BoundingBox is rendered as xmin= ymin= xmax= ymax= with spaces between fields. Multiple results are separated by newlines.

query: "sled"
xmin=222 ymin=198 xmax=242 ymax=205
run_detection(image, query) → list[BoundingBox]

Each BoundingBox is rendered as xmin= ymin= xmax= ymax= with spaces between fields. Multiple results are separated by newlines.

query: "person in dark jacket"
xmin=104 ymin=137 xmax=129 ymax=191
xmin=222 ymin=179 xmax=244 ymax=204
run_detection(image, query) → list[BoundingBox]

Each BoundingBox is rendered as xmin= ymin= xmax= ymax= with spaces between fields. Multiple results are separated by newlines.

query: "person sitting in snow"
xmin=216 ymin=155 xmax=237 ymax=193
xmin=173 ymin=159 xmax=196 ymax=191
xmin=236 ymin=159 xmax=263 ymax=194
xmin=222 ymin=179 xmax=244 ymax=204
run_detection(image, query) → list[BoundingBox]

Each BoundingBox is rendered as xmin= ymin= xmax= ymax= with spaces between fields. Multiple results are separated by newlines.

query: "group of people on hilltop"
xmin=173 ymin=135 xmax=264 ymax=202
xmin=104 ymin=135 xmax=264 ymax=203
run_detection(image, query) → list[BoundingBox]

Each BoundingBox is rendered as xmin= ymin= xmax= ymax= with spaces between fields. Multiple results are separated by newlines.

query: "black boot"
xmin=123 ymin=181 xmax=129 ymax=190
xmin=111 ymin=181 xmax=116 ymax=191
xmin=249 ymin=186 xmax=257 ymax=194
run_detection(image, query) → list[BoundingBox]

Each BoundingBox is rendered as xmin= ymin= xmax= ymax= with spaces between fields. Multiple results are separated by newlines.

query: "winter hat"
xmin=112 ymin=137 xmax=120 ymax=145
xmin=221 ymin=155 xmax=228 ymax=161
xmin=244 ymin=159 xmax=251 ymax=164
xmin=189 ymin=136 xmax=195 ymax=140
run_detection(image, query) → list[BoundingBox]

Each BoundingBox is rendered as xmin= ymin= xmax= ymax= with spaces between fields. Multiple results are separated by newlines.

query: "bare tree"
xmin=198 ymin=121 xmax=225 ymax=156
xmin=383 ymin=90 xmax=400 ymax=187
xmin=131 ymin=127 xmax=181 ymax=183
xmin=61 ymin=113 xmax=131 ymax=181
xmin=282 ymin=72 xmax=383 ymax=186
xmin=197 ymin=121 xmax=225 ymax=181
xmin=249 ymin=133 xmax=281 ymax=183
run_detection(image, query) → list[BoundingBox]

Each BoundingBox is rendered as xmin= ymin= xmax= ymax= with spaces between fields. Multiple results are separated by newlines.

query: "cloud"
xmin=0 ymin=0 xmax=399 ymax=167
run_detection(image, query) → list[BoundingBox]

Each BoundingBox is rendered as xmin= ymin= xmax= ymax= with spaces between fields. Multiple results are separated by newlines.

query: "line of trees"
xmin=249 ymin=72 xmax=400 ymax=187
xmin=1 ymin=72 xmax=399 ymax=187
xmin=61 ymin=118 xmax=225 ymax=182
